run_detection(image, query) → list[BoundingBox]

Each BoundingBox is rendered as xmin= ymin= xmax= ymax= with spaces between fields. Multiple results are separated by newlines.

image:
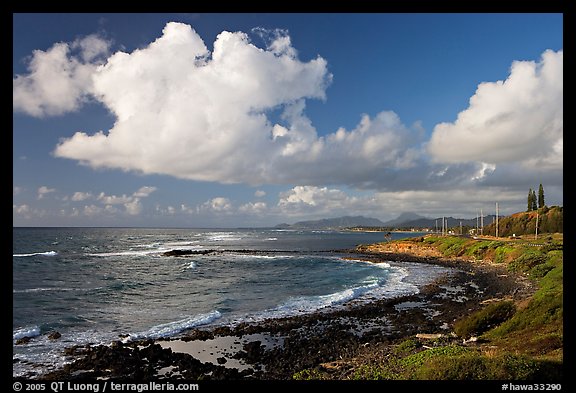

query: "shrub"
xmin=453 ymin=300 xmax=516 ymax=338
xmin=414 ymin=353 xmax=562 ymax=380
xmin=292 ymin=368 xmax=326 ymax=380
xmin=508 ymin=251 xmax=547 ymax=274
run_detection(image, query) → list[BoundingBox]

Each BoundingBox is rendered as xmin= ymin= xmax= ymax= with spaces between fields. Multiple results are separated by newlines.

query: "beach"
xmin=33 ymin=242 xmax=534 ymax=381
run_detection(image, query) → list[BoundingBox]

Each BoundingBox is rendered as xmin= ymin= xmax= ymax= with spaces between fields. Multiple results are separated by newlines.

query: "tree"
xmin=538 ymin=184 xmax=545 ymax=208
xmin=531 ymin=189 xmax=538 ymax=211
xmin=527 ymin=188 xmax=534 ymax=212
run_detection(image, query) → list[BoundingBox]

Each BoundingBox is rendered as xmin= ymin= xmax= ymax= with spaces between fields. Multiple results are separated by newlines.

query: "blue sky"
xmin=13 ymin=13 xmax=563 ymax=227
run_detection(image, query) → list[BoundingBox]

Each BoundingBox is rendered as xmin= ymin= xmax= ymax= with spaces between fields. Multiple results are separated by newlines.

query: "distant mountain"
xmin=396 ymin=215 xmax=498 ymax=229
xmin=356 ymin=211 xmax=500 ymax=230
xmin=276 ymin=216 xmax=386 ymax=230
xmin=382 ymin=212 xmax=427 ymax=227
xmin=275 ymin=212 xmax=508 ymax=231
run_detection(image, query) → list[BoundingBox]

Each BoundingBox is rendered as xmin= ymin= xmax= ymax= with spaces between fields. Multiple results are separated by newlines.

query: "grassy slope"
xmin=294 ymin=234 xmax=564 ymax=380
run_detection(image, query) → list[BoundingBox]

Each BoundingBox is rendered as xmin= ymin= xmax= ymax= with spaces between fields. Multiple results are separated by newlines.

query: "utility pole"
xmin=476 ymin=211 xmax=479 ymax=236
xmin=496 ymin=202 xmax=499 ymax=238
xmin=535 ymin=211 xmax=539 ymax=240
xmin=480 ymin=208 xmax=483 ymax=236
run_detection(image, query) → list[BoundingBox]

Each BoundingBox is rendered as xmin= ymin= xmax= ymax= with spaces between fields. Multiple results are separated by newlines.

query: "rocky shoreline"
xmin=28 ymin=245 xmax=534 ymax=381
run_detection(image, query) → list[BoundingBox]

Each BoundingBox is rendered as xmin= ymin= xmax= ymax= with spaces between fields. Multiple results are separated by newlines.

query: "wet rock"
xmin=15 ymin=336 xmax=32 ymax=345
xmin=47 ymin=331 xmax=61 ymax=340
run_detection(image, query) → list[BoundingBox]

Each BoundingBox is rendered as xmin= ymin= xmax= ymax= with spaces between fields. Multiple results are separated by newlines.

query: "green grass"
xmin=292 ymin=234 xmax=563 ymax=380
xmin=453 ymin=300 xmax=516 ymax=338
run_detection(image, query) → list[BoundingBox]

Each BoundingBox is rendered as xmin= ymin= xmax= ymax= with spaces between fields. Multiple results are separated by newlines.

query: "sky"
xmin=12 ymin=12 xmax=563 ymax=228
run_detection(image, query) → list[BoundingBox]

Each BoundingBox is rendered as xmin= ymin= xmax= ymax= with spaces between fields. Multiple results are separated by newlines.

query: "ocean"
xmin=13 ymin=227 xmax=451 ymax=378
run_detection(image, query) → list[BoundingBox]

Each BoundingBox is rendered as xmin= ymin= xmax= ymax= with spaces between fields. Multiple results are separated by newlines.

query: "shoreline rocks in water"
xmin=32 ymin=245 xmax=534 ymax=381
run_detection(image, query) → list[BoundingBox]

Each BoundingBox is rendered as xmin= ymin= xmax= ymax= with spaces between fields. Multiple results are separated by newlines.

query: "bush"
xmin=414 ymin=353 xmax=562 ymax=380
xmin=454 ymin=300 xmax=516 ymax=338
xmin=508 ymin=251 xmax=547 ymax=274
xmin=292 ymin=368 xmax=326 ymax=380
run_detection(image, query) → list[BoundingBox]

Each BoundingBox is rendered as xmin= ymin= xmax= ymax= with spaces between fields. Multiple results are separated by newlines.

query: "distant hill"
xmin=381 ymin=212 xmax=427 ymax=226
xmin=398 ymin=215 xmax=497 ymax=230
xmin=377 ymin=212 xmax=495 ymax=230
xmin=275 ymin=216 xmax=386 ymax=230
xmin=482 ymin=206 xmax=563 ymax=237
xmin=274 ymin=207 xmax=562 ymax=233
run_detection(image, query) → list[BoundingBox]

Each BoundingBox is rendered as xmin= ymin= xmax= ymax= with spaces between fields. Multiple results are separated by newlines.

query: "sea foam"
xmin=13 ymin=251 xmax=57 ymax=257
xmin=127 ymin=310 xmax=222 ymax=341
xmin=13 ymin=326 xmax=41 ymax=341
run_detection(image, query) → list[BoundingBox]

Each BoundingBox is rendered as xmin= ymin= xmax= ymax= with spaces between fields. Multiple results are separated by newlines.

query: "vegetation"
xmin=483 ymin=206 xmax=563 ymax=237
xmin=453 ymin=300 xmax=516 ymax=338
xmin=528 ymin=184 xmax=546 ymax=211
xmin=292 ymin=227 xmax=563 ymax=381
xmin=538 ymin=184 xmax=545 ymax=208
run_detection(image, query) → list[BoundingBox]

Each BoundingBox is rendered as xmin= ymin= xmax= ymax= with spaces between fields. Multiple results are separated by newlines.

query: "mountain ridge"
xmin=275 ymin=212 xmax=502 ymax=230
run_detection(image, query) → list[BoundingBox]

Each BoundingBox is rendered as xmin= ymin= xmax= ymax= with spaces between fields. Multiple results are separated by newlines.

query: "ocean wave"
xmin=14 ymin=287 xmax=73 ymax=294
xmin=13 ymin=326 xmax=41 ymax=340
xmin=13 ymin=286 xmax=103 ymax=294
xmin=13 ymin=251 xmax=57 ymax=257
xmin=206 ymin=232 xmax=245 ymax=242
xmin=267 ymin=283 xmax=380 ymax=317
xmin=127 ymin=310 xmax=222 ymax=341
xmin=230 ymin=265 xmax=417 ymax=324
xmin=343 ymin=258 xmax=392 ymax=269
xmin=86 ymin=249 xmax=168 ymax=257
xmin=183 ymin=261 xmax=196 ymax=270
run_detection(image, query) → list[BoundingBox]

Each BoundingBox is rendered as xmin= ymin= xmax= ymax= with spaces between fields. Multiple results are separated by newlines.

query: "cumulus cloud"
xmin=62 ymin=186 xmax=157 ymax=216
xmin=13 ymin=204 xmax=31 ymax=216
xmin=277 ymin=185 xmax=362 ymax=216
xmin=427 ymin=49 xmax=563 ymax=170
xmin=71 ymin=191 xmax=93 ymax=201
xmin=239 ymin=201 xmax=267 ymax=214
xmin=133 ymin=186 xmax=158 ymax=198
xmin=199 ymin=197 xmax=233 ymax=213
xmin=13 ymin=34 xmax=110 ymax=117
xmin=52 ymin=23 xmax=331 ymax=184
xmin=46 ymin=22 xmax=429 ymax=188
xmin=37 ymin=186 xmax=56 ymax=199
xmin=15 ymin=23 xmax=562 ymax=203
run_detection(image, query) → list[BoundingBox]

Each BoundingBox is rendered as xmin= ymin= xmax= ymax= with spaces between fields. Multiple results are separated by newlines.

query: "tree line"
xmin=527 ymin=184 xmax=545 ymax=211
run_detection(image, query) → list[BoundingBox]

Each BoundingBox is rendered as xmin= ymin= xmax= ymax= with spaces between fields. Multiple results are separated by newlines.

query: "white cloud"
xmin=13 ymin=35 xmax=110 ymax=117
xmin=47 ymin=22 xmax=428 ymax=188
xmin=13 ymin=204 xmax=31 ymax=216
xmin=239 ymin=201 xmax=267 ymax=214
xmin=199 ymin=197 xmax=233 ymax=213
xmin=71 ymin=191 xmax=93 ymax=201
xmin=37 ymin=186 xmax=56 ymax=199
xmin=124 ymin=199 xmax=143 ymax=215
xmin=52 ymin=23 xmax=331 ymax=185
xmin=60 ymin=186 xmax=158 ymax=216
xmin=97 ymin=192 xmax=133 ymax=205
xmin=133 ymin=186 xmax=157 ymax=198
xmin=83 ymin=204 xmax=105 ymax=216
xmin=277 ymin=185 xmax=360 ymax=216
xmin=180 ymin=204 xmax=196 ymax=215
xmin=13 ymin=186 xmax=23 ymax=196
xmin=427 ymin=49 xmax=563 ymax=170
xmin=14 ymin=24 xmax=562 ymax=216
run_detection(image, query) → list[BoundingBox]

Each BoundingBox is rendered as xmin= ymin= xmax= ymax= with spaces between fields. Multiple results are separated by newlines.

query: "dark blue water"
xmin=13 ymin=227 xmax=450 ymax=377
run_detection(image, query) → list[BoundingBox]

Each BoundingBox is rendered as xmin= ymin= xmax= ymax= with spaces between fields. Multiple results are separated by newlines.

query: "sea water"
xmin=13 ymin=227 xmax=450 ymax=377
